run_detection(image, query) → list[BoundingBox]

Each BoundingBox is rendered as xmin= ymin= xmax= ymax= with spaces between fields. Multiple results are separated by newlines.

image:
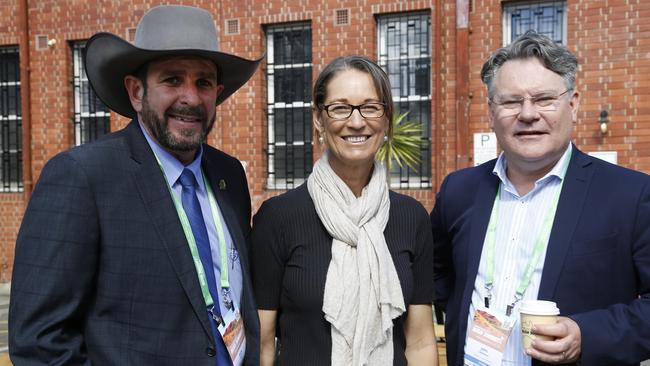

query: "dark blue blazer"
xmin=432 ymin=146 xmax=650 ymax=366
xmin=9 ymin=120 xmax=260 ymax=365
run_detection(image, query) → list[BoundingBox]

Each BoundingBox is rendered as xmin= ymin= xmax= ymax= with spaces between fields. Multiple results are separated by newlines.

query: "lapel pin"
xmin=219 ymin=179 xmax=227 ymax=190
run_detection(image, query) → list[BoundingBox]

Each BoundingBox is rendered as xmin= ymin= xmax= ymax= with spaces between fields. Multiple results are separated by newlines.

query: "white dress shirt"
xmin=464 ymin=144 xmax=572 ymax=365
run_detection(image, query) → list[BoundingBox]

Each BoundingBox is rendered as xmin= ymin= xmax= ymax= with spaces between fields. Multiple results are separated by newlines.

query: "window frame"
xmin=265 ymin=22 xmax=313 ymax=190
xmin=502 ymin=0 xmax=567 ymax=45
xmin=72 ymin=41 xmax=110 ymax=146
xmin=377 ymin=11 xmax=433 ymax=189
xmin=0 ymin=46 xmax=22 ymax=193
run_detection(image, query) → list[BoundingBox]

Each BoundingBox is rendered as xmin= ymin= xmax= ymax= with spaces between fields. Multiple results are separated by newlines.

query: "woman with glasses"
xmin=251 ymin=55 xmax=437 ymax=366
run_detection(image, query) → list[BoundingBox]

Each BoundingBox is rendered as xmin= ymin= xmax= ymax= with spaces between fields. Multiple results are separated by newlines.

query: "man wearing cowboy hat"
xmin=9 ymin=5 xmax=262 ymax=365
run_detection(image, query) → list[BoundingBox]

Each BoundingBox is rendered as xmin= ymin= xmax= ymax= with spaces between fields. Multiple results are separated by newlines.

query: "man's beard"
xmin=141 ymin=97 xmax=215 ymax=153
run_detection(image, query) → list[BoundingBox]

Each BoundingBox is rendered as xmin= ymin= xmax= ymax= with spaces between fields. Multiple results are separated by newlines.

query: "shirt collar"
xmin=492 ymin=143 xmax=572 ymax=195
xmin=138 ymin=120 xmax=205 ymax=192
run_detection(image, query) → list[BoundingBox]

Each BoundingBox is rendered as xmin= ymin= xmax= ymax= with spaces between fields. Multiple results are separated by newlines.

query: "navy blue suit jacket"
xmin=10 ymin=121 xmax=260 ymax=365
xmin=432 ymin=146 xmax=650 ymax=366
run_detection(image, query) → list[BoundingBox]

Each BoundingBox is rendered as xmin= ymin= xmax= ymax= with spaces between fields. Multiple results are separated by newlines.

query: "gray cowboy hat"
xmin=84 ymin=5 xmax=263 ymax=118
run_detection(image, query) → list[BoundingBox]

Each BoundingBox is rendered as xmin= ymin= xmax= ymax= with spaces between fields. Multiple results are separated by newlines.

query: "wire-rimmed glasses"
xmin=489 ymin=89 xmax=572 ymax=115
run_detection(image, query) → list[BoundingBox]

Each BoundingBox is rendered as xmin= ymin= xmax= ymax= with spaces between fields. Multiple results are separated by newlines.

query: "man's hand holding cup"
xmin=521 ymin=300 xmax=582 ymax=364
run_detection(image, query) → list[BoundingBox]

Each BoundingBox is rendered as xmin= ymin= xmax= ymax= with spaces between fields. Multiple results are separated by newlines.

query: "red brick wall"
xmin=1 ymin=0 xmax=649 ymax=281
xmin=0 ymin=194 xmax=21 ymax=282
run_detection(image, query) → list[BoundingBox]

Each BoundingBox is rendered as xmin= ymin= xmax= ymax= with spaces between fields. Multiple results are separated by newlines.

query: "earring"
xmin=318 ymin=135 xmax=324 ymax=144
xmin=383 ymin=135 xmax=388 ymax=142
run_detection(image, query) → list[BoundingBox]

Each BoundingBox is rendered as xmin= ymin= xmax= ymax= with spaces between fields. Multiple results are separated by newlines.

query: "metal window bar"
xmin=0 ymin=46 xmax=22 ymax=192
xmin=503 ymin=1 xmax=566 ymax=45
xmin=378 ymin=12 xmax=432 ymax=189
xmin=266 ymin=23 xmax=313 ymax=189
xmin=72 ymin=42 xmax=110 ymax=146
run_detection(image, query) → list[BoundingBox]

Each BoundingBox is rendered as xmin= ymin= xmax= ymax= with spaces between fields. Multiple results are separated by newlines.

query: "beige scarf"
xmin=307 ymin=152 xmax=405 ymax=366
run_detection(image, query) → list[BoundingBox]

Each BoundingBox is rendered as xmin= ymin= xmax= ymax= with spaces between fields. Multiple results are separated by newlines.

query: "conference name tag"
xmin=218 ymin=303 xmax=246 ymax=365
xmin=464 ymin=306 xmax=514 ymax=366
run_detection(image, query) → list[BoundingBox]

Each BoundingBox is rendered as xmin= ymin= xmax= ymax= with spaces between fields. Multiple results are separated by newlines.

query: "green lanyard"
xmin=484 ymin=151 xmax=571 ymax=316
xmin=153 ymin=154 xmax=230 ymax=308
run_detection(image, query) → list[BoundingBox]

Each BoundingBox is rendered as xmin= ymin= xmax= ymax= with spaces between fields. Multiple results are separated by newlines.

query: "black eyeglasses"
xmin=319 ymin=102 xmax=386 ymax=120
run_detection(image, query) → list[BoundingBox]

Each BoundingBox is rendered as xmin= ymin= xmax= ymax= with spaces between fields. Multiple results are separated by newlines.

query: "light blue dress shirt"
xmin=465 ymin=144 xmax=572 ymax=366
xmin=139 ymin=122 xmax=244 ymax=365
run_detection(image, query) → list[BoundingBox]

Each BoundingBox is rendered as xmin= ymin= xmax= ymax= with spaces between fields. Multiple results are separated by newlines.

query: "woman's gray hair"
xmin=313 ymin=55 xmax=394 ymax=136
xmin=480 ymin=30 xmax=578 ymax=98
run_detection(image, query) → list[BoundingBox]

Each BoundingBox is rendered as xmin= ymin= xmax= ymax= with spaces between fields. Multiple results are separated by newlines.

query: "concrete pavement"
xmin=0 ymin=282 xmax=9 ymax=365
xmin=0 ymin=283 xmax=8 ymax=353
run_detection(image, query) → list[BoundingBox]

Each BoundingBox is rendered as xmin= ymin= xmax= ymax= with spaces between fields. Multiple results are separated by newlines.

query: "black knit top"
xmin=251 ymin=184 xmax=434 ymax=366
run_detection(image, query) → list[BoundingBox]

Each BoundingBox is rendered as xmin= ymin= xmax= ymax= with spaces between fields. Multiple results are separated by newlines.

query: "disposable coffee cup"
xmin=520 ymin=300 xmax=560 ymax=350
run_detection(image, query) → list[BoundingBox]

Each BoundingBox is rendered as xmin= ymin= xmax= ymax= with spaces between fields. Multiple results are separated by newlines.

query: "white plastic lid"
xmin=519 ymin=300 xmax=560 ymax=316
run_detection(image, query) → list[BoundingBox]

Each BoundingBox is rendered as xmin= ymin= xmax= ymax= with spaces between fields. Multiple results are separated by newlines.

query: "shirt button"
xmin=206 ymin=346 xmax=216 ymax=357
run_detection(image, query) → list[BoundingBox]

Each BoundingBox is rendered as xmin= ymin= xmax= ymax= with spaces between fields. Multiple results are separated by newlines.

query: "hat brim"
xmin=84 ymin=32 xmax=263 ymax=118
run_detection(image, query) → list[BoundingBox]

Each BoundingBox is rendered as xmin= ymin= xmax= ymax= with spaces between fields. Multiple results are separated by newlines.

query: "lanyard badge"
xmin=465 ymin=306 xmax=514 ymax=366
xmin=483 ymin=150 xmax=571 ymax=315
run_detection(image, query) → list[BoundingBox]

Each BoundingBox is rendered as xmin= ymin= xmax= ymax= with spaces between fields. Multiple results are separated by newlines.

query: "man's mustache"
xmin=167 ymin=105 xmax=207 ymax=121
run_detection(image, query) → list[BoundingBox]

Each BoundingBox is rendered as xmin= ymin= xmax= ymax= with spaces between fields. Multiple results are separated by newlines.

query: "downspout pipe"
xmin=434 ymin=0 xmax=442 ymax=189
xmin=455 ymin=0 xmax=470 ymax=169
xmin=18 ymin=0 xmax=32 ymax=202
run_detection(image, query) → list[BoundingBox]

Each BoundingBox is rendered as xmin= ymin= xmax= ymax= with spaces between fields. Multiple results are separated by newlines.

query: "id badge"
xmin=464 ymin=306 xmax=514 ymax=366
xmin=217 ymin=303 xmax=246 ymax=365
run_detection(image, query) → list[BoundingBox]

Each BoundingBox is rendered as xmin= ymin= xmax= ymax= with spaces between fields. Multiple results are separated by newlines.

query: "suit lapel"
xmin=538 ymin=148 xmax=594 ymax=300
xmin=125 ymin=121 xmax=214 ymax=342
xmin=201 ymin=153 xmax=253 ymax=281
xmin=457 ymin=165 xmax=500 ymax=359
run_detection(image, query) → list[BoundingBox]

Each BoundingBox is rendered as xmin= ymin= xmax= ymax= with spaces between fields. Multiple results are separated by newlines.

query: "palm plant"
xmin=376 ymin=110 xmax=424 ymax=179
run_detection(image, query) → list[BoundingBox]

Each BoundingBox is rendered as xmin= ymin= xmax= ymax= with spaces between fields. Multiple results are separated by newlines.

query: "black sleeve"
xmin=9 ymin=153 xmax=96 ymax=365
xmin=250 ymin=199 xmax=287 ymax=310
xmin=431 ymin=176 xmax=454 ymax=311
xmin=410 ymin=202 xmax=435 ymax=305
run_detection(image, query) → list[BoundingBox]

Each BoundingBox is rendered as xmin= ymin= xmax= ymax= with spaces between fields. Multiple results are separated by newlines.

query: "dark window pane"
xmin=272 ymin=144 xmax=313 ymax=182
xmin=388 ymin=101 xmax=432 ymax=188
xmin=274 ymin=66 xmax=311 ymax=103
xmin=273 ymin=27 xmax=311 ymax=65
xmin=0 ymin=51 xmax=20 ymax=82
xmin=79 ymin=116 xmax=110 ymax=143
xmin=414 ymin=59 xmax=430 ymax=95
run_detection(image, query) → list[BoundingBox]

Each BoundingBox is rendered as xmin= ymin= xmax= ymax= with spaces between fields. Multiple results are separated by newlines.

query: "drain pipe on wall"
xmin=434 ymin=0 xmax=442 ymax=189
xmin=19 ymin=0 xmax=33 ymax=202
xmin=455 ymin=0 xmax=470 ymax=169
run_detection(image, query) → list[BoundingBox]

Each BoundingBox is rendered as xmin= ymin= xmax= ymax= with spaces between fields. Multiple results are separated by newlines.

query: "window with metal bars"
xmin=503 ymin=1 xmax=567 ymax=45
xmin=377 ymin=12 xmax=432 ymax=189
xmin=265 ymin=23 xmax=313 ymax=189
xmin=0 ymin=46 xmax=22 ymax=192
xmin=72 ymin=42 xmax=110 ymax=145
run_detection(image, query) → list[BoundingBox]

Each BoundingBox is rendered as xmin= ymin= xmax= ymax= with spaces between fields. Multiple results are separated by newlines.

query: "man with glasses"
xmin=432 ymin=30 xmax=650 ymax=365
